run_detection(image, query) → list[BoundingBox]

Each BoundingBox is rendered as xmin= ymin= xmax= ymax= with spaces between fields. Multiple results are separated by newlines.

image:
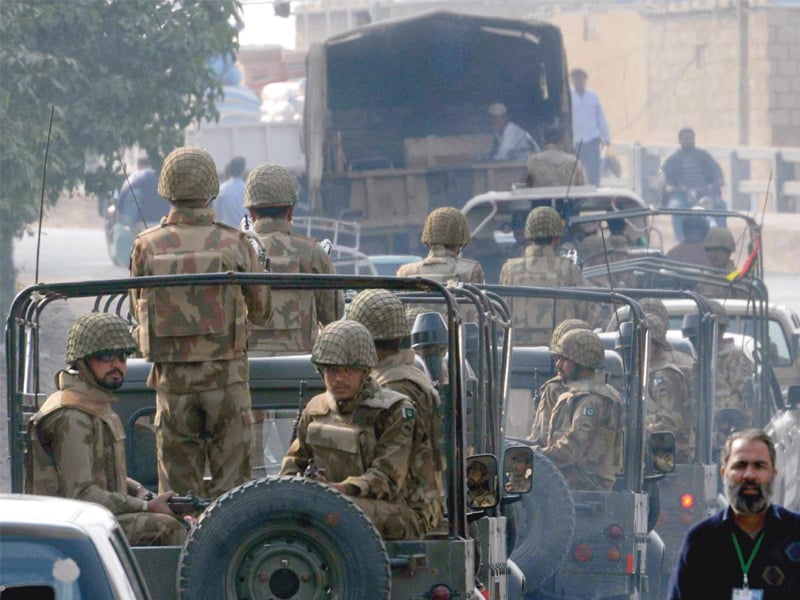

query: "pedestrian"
xmin=26 ymin=312 xmax=186 ymax=546
xmin=570 ymin=68 xmax=611 ymax=186
xmin=279 ymin=320 xmax=423 ymax=540
xmin=244 ymin=162 xmax=343 ymax=356
xmin=667 ymin=429 xmax=800 ymax=599
xmin=129 ymin=146 xmax=272 ymax=499
xmin=500 ymin=206 xmax=591 ymax=345
xmin=212 ymin=156 xmax=247 ymax=228
xmin=526 ymin=124 xmax=586 ymax=188
xmin=347 ymin=288 xmax=446 ymax=535
xmin=487 ymin=102 xmax=540 ymax=162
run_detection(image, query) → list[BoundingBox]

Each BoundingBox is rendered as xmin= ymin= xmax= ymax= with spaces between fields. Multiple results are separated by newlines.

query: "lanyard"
xmin=731 ymin=529 xmax=765 ymax=588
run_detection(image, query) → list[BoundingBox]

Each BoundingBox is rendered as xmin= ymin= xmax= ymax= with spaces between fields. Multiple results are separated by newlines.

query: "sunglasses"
xmin=92 ymin=351 xmax=130 ymax=363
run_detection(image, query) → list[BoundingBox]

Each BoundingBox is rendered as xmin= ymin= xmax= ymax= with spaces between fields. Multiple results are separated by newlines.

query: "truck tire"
xmin=505 ymin=442 xmax=576 ymax=590
xmin=177 ymin=476 xmax=391 ymax=600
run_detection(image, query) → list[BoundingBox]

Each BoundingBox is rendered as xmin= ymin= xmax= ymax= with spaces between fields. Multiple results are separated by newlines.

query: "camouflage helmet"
xmin=65 ymin=312 xmax=137 ymax=364
xmin=243 ymin=163 xmax=298 ymax=208
xmin=552 ymin=329 xmax=605 ymax=370
xmin=347 ymin=289 xmax=410 ymax=341
xmin=640 ymin=298 xmax=669 ymax=326
xmin=525 ymin=206 xmax=564 ymax=240
xmin=405 ymin=306 xmax=426 ymax=333
xmin=158 ymin=147 xmax=219 ymax=202
xmin=311 ymin=320 xmax=378 ymax=370
xmin=421 ymin=207 xmax=470 ymax=247
xmin=707 ymin=299 xmax=730 ymax=329
xmin=550 ymin=318 xmax=592 ymax=352
xmin=645 ymin=312 xmax=668 ymax=345
xmin=703 ymin=227 xmax=736 ymax=252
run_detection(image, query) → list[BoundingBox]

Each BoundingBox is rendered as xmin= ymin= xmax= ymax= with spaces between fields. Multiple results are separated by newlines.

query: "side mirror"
xmin=787 ymin=385 xmax=800 ymax=408
xmin=503 ymin=446 xmax=533 ymax=494
xmin=682 ymin=312 xmax=700 ymax=341
xmin=467 ymin=454 xmax=499 ymax=510
xmin=649 ymin=431 xmax=676 ymax=473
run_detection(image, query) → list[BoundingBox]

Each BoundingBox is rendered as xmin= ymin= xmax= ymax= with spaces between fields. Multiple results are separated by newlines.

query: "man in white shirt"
xmin=488 ymin=103 xmax=540 ymax=162
xmin=212 ymin=156 xmax=247 ymax=228
xmin=570 ymin=69 xmax=610 ymax=186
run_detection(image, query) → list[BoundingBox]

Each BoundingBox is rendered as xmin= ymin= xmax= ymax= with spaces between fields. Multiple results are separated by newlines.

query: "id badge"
xmin=732 ymin=589 xmax=763 ymax=600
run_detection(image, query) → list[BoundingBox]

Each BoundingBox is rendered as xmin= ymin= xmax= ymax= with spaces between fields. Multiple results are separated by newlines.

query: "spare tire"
xmin=177 ymin=476 xmax=391 ymax=600
xmin=505 ymin=440 xmax=576 ymax=590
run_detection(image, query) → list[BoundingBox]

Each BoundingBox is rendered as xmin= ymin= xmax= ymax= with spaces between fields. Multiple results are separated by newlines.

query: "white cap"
xmin=488 ymin=103 xmax=507 ymax=117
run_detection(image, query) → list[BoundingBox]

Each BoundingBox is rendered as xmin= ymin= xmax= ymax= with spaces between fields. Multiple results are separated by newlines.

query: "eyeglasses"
xmin=92 ymin=351 xmax=130 ymax=363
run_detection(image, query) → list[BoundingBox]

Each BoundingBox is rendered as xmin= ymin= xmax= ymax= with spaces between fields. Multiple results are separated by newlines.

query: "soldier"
xmin=347 ymin=289 xmax=446 ymax=535
xmin=397 ymin=206 xmax=484 ymax=284
xmin=695 ymin=227 xmax=748 ymax=299
xmin=129 ymin=146 xmax=272 ymax=499
xmin=244 ymin=163 xmax=344 ymax=356
xmin=645 ymin=312 xmax=695 ymax=463
xmin=504 ymin=449 xmax=533 ymax=492
xmin=467 ymin=460 xmax=497 ymax=508
xmin=526 ymin=318 xmax=592 ymax=444
xmin=279 ymin=320 xmax=423 ymax=540
xmin=26 ymin=313 xmax=186 ymax=546
xmin=639 ymin=297 xmax=696 ymax=391
xmin=708 ymin=300 xmax=755 ymax=443
xmin=500 ymin=206 xmax=591 ymax=345
xmin=536 ymin=329 xmax=623 ymax=491
xmin=526 ymin=124 xmax=586 ymax=188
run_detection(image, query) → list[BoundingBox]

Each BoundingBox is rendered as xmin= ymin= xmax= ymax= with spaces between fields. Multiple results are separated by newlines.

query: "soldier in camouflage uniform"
xmin=708 ymin=300 xmax=754 ymax=445
xmin=279 ymin=320 xmax=423 ymax=540
xmin=244 ymin=163 xmax=344 ymax=356
xmin=129 ymin=147 xmax=272 ymax=499
xmin=526 ymin=124 xmax=586 ymax=188
xmin=347 ymin=289 xmax=446 ymax=535
xmin=645 ymin=312 xmax=695 ymax=463
xmin=695 ymin=228 xmax=748 ymax=299
xmin=396 ymin=207 xmax=484 ymax=284
xmin=26 ymin=313 xmax=185 ymax=546
xmin=526 ymin=318 xmax=592 ymax=444
xmin=536 ymin=329 xmax=623 ymax=491
xmin=467 ymin=459 xmax=497 ymax=508
xmin=500 ymin=206 xmax=591 ymax=345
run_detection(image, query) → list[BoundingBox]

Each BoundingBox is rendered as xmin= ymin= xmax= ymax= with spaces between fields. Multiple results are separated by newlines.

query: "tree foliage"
xmin=0 ymin=0 xmax=242 ymax=313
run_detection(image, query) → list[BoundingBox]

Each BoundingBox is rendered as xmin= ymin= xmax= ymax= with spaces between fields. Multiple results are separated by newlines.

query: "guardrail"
xmin=605 ymin=143 xmax=800 ymax=213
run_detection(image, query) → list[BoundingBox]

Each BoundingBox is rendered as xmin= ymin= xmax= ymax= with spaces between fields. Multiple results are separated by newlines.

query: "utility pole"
xmin=736 ymin=0 xmax=749 ymax=146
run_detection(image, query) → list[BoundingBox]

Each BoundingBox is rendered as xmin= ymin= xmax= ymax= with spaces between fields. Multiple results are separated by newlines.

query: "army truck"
xmin=5 ymin=272 xmax=525 ymax=599
xmin=304 ymin=10 xmax=572 ymax=255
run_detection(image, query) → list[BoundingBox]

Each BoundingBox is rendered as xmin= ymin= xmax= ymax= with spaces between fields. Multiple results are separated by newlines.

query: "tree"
xmin=0 ymin=0 xmax=242 ymax=315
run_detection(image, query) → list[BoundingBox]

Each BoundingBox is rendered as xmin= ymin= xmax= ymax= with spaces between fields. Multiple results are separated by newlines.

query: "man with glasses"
xmin=26 ymin=312 xmax=186 ymax=546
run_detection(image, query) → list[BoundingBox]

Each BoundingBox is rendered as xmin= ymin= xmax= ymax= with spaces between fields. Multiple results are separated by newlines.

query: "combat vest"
xmin=648 ymin=348 xmax=695 ymax=463
xmin=398 ymin=246 xmax=483 ymax=284
xmin=133 ymin=212 xmax=248 ymax=362
xmin=26 ymin=371 xmax=128 ymax=499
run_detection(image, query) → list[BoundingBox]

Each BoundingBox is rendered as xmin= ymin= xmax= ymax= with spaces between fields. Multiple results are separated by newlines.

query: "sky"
xmin=239 ymin=3 xmax=297 ymax=49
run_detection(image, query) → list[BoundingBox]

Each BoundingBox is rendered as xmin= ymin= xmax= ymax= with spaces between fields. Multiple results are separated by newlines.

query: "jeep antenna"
xmin=34 ymin=106 xmax=55 ymax=285
xmin=120 ymin=160 xmax=149 ymax=231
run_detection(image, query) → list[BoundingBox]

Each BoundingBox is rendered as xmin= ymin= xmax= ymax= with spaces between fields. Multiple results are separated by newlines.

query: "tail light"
xmin=606 ymin=547 xmax=622 ymax=561
xmin=574 ymin=543 xmax=593 ymax=562
xmin=430 ymin=584 xmax=452 ymax=599
xmin=606 ymin=524 xmax=624 ymax=541
xmin=680 ymin=494 xmax=695 ymax=509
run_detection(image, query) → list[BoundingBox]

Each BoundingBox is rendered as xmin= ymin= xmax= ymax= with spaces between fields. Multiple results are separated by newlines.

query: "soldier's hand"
xmin=147 ymin=491 xmax=178 ymax=516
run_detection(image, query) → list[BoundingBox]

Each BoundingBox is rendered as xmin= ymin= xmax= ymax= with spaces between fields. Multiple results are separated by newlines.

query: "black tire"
xmin=505 ymin=440 xmax=576 ymax=591
xmin=177 ymin=476 xmax=391 ymax=600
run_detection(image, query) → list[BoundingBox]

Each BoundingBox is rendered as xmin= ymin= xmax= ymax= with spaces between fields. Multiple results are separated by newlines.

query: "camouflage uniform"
xmin=694 ymin=228 xmax=749 ymax=300
xmin=279 ymin=320 xmax=423 ymax=540
xmin=709 ymin=300 xmax=754 ymax=431
xmin=347 ymin=289 xmax=446 ymax=535
xmin=540 ymin=330 xmax=623 ymax=491
xmin=129 ymin=147 xmax=272 ymax=499
xmin=244 ymin=164 xmax=343 ymax=356
xmin=526 ymin=145 xmax=586 ymax=188
xmin=500 ymin=207 xmax=591 ymax=345
xmin=645 ymin=313 xmax=695 ymax=463
xmin=26 ymin=313 xmax=185 ymax=546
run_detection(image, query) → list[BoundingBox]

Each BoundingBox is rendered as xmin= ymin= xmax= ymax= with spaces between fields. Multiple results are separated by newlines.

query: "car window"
xmin=731 ymin=315 xmax=792 ymax=366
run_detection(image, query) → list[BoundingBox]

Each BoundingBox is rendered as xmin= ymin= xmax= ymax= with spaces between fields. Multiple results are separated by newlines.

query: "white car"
xmin=0 ymin=494 xmax=151 ymax=600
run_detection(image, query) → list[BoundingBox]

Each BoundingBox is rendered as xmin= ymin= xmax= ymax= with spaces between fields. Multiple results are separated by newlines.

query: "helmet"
xmin=421 ymin=207 xmax=470 ymax=247
xmin=243 ymin=163 xmax=298 ymax=208
xmin=65 ymin=313 xmax=137 ymax=364
xmin=158 ymin=147 xmax=219 ymax=202
xmin=640 ymin=298 xmax=669 ymax=326
xmin=405 ymin=306 xmax=426 ymax=332
xmin=550 ymin=319 xmax=591 ymax=352
xmin=552 ymin=329 xmax=605 ymax=370
xmin=707 ymin=299 xmax=729 ymax=329
xmin=311 ymin=320 xmax=378 ymax=370
xmin=645 ymin=312 xmax=668 ymax=345
xmin=525 ymin=206 xmax=564 ymax=240
xmin=347 ymin=289 xmax=410 ymax=341
xmin=703 ymin=228 xmax=736 ymax=252
xmin=578 ymin=235 xmax=606 ymax=262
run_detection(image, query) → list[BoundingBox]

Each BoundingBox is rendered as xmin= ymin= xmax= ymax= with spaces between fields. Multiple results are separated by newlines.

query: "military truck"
xmin=5 ymin=272 xmax=525 ymax=599
xmin=304 ymin=10 xmax=572 ymax=255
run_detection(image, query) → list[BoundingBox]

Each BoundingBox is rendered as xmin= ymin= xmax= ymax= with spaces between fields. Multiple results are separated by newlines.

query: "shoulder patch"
xmin=403 ymin=407 xmax=415 ymax=420
xmin=582 ymin=406 xmax=595 ymax=417
xmin=654 ymin=375 xmax=664 ymax=386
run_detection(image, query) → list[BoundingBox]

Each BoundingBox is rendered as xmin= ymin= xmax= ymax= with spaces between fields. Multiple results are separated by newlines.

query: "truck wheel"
xmin=506 ymin=443 xmax=576 ymax=590
xmin=177 ymin=476 xmax=391 ymax=600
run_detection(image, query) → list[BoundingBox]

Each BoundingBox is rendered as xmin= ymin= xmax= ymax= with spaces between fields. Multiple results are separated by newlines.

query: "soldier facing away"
xmin=526 ymin=124 xmax=586 ymax=188
xmin=244 ymin=163 xmax=344 ymax=356
xmin=500 ymin=206 xmax=591 ymax=345
xmin=279 ymin=320 xmax=423 ymax=540
xmin=26 ymin=313 xmax=186 ymax=546
xmin=129 ymin=146 xmax=272 ymax=499
xmin=347 ymin=289 xmax=446 ymax=535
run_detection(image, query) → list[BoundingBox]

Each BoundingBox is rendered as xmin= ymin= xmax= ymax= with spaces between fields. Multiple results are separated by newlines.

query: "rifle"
xmin=166 ymin=491 xmax=212 ymax=515
xmin=290 ymin=380 xmax=307 ymax=444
